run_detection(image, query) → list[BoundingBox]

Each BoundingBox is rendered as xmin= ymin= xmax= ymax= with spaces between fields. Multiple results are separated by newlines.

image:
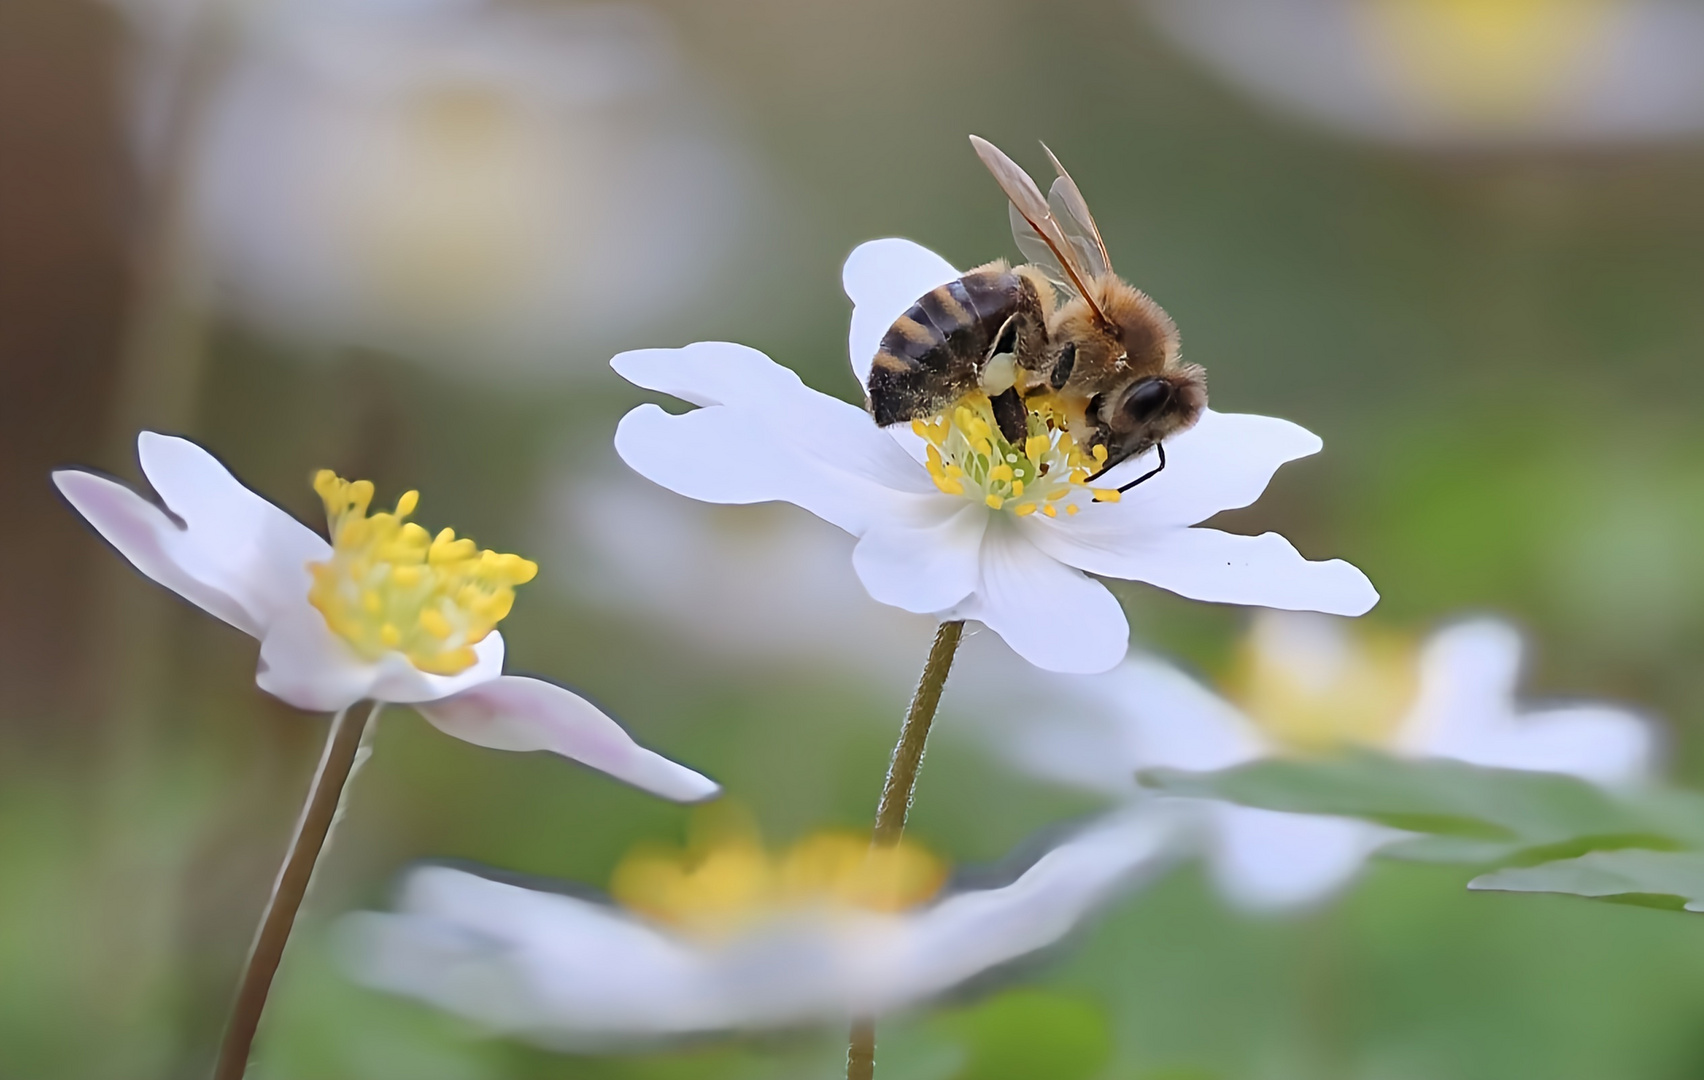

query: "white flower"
xmin=612 ymin=238 xmax=1377 ymax=675
xmin=1141 ymin=0 xmax=1704 ymax=148
xmin=550 ymin=465 xmax=938 ymax=687
xmin=53 ymin=431 xmax=717 ymax=802
xmin=996 ymin=613 xmax=1657 ymax=909
xmin=118 ymin=0 xmax=751 ymax=372
xmin=341 ymin=810 xmax=1180 ymax=1046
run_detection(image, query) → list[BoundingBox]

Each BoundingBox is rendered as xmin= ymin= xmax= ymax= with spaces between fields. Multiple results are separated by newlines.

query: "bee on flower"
xmin=612 ymin=237 xmax=1377 ymax=676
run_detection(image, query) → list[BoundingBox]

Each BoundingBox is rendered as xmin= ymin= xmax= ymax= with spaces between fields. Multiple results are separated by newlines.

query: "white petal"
xmin=53 ymin=469 xmax=262 ymax=637
xmin=851 ymin=502 xmax=988 ymax=614
xmin=999 ymin=657 xmax=1262 ymax=796
xmin=366 ymin=632 xmax=506 ymax=706
xmin=1405 ymin=620 xmax=1656 ymax=784
xmin=254 ymin=601 xmax=384 ymax=712
xmin=950 ymin=522 xmax=1129 ymax=674
xmin=1207 ymin=804 xmax=1392 ymax=910
xmin=879 ymin=809 xmax=1182 ymax=1011
xmin=611 ymin=341 xmax=817 ymax=409
xmin=1089 ymin=410 xmax=1324 ymax=528
xmin=1032 ymin=523 xmax=1378 ymax=616
xmin=344 ymin=868 xmax=720 ymax=1046
xmin=842 ymin=238 xmax=961 ymax=390
xmin=416 ymin=675 xmax=719 ymax=802
xmin=134 ymin=432 xmax=331 ymax=625
xmin=613 ymin=346 xmax=938 ymax=537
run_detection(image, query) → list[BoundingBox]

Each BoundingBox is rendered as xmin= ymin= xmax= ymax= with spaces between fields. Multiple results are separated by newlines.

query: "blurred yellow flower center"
xmin=1228 ymin=621 xmax=1419 ymax=756
xmin=611 ymin=824 xmax=948 ymax=938
xmin=913 ymin=392 xmax=1122 ymax=518
xmin=307 ymin=471 xmax=537 ymax=675
xmin=1361 ymin=0 xmax=1615 ymax=121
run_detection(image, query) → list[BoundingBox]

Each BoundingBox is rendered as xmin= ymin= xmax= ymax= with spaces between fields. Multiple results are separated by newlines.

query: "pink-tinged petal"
xmin=1405 ymin=619 xmax=1657 ymax=785
xmin=612 ymin=341 xmax=814 ymax=409
xmin=614 ymin=386 xmax=937 ymax=537
xmin=53 ymin=469 xmax=262 ymax=637
xmin=255 ymin=602 xmax=380 ymax=712
xmin=1208 ymin=804 xmax=1393 ymax=910
xmin=842 ymin=238 xmax=961 ymax=390
xmin=1031 ymin=523 xmax=1378 ymax=616
xmin=949 ymin=523 xmax=1129 ymax=674
xmin=135 ymin=432 xmax=330 ymax=625
xmin=851 ymin=502 xmax=987 ymax=614
xmin=1090 ymin=410 xmax=1324 ymax=528
xmin=416 ymin=675 xmax=719 ymax=802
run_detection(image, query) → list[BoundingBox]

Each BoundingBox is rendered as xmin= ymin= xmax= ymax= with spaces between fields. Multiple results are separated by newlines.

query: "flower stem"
xmin=847 ymin=619 xmax=965 ymax=1080
xmin=213 ymin=700 xmax=380 ymax=1080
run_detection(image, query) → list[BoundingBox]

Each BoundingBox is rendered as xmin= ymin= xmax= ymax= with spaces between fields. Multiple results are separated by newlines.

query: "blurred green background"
xmin=6 ymin=0 xmax=1704 ymax=1076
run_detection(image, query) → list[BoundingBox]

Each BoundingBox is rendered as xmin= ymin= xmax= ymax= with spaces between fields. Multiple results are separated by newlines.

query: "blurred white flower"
xmin=342 ymin=809 xmax=1181 ymax=1046
xmin=995 ymin=614 xmax=1656 ymax=909
xmin=54 ymin=432 xmax=716 ymax=801
xmin=612 ymin=238 xmax=1376 ymax=676
xmin=1141 ymin=0 xmax=1704 ymax=148
xmin=548 ymin=464 xmax=939 ymax=685
xmin=116 ymin=0 xmax=752 ymax=370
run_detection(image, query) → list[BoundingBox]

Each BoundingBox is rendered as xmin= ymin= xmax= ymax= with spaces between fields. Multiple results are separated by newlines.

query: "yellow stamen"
xmin=610 ymin=809 xmax=947 ymax=938
xmin=985 ymin=493 xmax=1004 ymax=510
xmin=1014 ymin=502 xmax=1038 ymax=517
xmin=307 ymin=471 xmax=537 ymax=675
xmin=1092 ymin=488 xmax=1122 ymax=503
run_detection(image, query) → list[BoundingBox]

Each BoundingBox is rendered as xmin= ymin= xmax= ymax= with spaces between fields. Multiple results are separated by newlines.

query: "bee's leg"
xmin=978 ymin=316 xmax=1021 ymax=397
xmin=1115 ymin=443 xmax=1166 ymax=493
xmin=1048 ymin=342 xmax=1076 ymax=389
xmin=990 ymin=387 xmax=1028 ymax=447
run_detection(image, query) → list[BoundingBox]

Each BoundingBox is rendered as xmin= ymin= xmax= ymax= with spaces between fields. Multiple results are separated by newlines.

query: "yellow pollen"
xmin=307 ymin=470 xmax=537 ymax=675
xmin=1067 ymin=504 xmax=1080 ymax=516
xmin=909 ymin=391 xmax=1113 ymax=519
xmin=1043 ymin=504 xmax=1057 ymax=518
xmin=1092 ymin=488 xmax=1121 ymax=503
xmin=1227 ymin=615 xmax=1420 ymax=757
xmin=610 ymin=809 xmax=947 ymax=938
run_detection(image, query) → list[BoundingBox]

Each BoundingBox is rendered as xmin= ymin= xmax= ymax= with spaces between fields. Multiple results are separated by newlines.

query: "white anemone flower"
xmin=53 ymin=431 xmax=716 ymax=802
xmin=612 ymin=238 xmax=1377 ymax=675
xmin=1141 ymin=0 xmax=1704 ymax=149
xmin=997 ymin=613 xmax=1656 ymax=909
xmin=342 ymin=809 xmax=1180 ymax=1046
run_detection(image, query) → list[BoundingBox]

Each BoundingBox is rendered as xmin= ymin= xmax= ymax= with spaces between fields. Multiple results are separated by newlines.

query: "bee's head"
xmin=1095 ymin=366 xmax=1208 ymax=471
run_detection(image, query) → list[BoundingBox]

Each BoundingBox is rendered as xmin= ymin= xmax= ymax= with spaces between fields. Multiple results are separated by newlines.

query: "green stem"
xmin=847 ymin=620 xmax=965 ymax=1080
xmin=213 ymin=700 xmax=381 ymax=1080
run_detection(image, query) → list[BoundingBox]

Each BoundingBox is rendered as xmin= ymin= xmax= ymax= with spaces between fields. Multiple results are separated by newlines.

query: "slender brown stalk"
xmin=847 ymin=620 xmax=965 ymax=1080
xmin=213 ymin=701 xmax=380 ymax=1080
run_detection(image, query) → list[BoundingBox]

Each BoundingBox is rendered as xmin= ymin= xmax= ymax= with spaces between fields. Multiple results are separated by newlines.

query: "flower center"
xmin=610 ymin=819 xmax=947 ymax=938
xmin=1228 ymin=616 xmax=1418 ymax=757
xmin=307 ymin=471 xmax=537 ymax=675
xmin=912 ymin=392 xmax=1123 ymax=517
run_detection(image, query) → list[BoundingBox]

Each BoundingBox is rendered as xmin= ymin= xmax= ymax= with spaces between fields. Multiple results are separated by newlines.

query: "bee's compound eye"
xmin=1122 ymin=378 xmax=1172 ymax=423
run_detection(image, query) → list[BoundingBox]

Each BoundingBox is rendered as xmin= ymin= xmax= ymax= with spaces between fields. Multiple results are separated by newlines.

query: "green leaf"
xmin=935 ymin=990 xmax=1112 ymax=1080
xmin=1138 ymin=752 xmax=1704 ymax=863
xmin=1470 ymin=850 xmax=1704 ymax=912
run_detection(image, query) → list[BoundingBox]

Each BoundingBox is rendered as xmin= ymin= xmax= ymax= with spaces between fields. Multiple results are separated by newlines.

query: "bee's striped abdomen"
xmin=866 ymin=268 xmax=1043 ymax=426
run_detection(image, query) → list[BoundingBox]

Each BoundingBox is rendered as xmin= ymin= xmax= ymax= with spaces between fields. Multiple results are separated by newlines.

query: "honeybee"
xmin=866 ymin=136 xmax=1206 ymax=490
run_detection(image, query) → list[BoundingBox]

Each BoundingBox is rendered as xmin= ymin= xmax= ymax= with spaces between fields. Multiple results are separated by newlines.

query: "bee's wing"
xmin=1008 ymin=202 xmax=1077 ymax=296
xmin=1042 ymin=143 xmax=1112 ymax=280
xmin=970 ymin=135 xmax=1104 ymax=318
